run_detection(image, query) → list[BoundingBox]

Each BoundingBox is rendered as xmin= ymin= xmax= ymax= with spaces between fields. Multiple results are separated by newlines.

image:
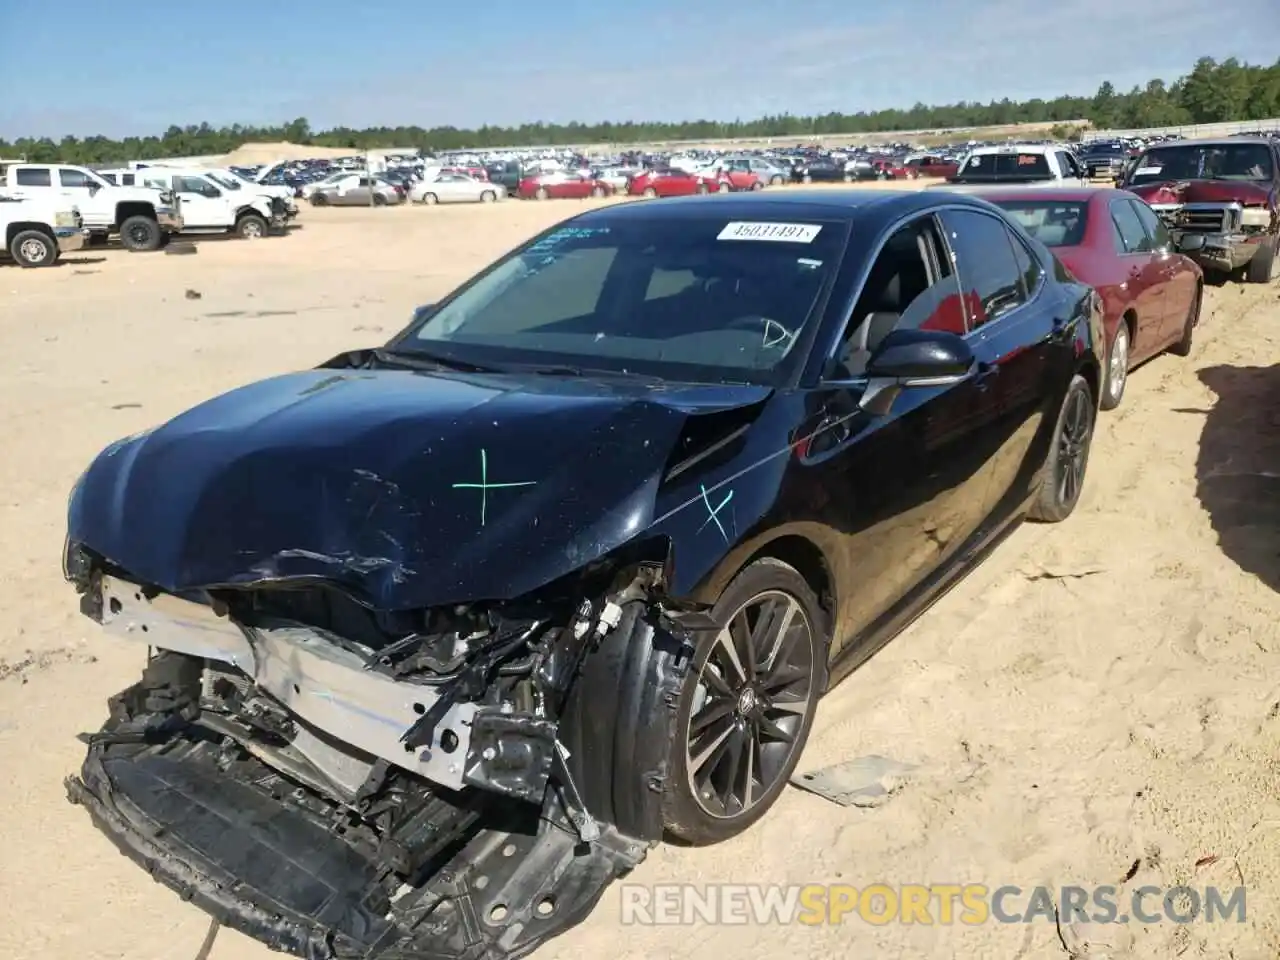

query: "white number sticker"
xmin=718 ymin=221 xmax=822 ymax=243
xmin=1133 ymin=166 xmax=1162 ymax=176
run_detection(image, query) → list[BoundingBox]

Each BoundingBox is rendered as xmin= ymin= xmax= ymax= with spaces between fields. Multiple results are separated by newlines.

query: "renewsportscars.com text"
xmin=619 ymin=883 xmax=1247 ymax=926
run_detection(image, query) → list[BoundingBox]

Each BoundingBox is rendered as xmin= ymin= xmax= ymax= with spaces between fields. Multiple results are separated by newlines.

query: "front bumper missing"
xmin=67 ymin=733 xmax=644 ymax=960
xmin=1172 ymin=230 xmax=1261 ymax=272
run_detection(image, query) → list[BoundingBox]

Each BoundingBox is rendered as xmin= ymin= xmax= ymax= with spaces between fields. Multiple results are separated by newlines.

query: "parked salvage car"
xmin=410 ymin=174 xmax=505 ymax=205
xmin=981 ymin=187 xmax=1202 ymax=410
xmin=794 ymin=156 xmax=854 ymax=183
xmin=904 ymin=154 xmax=960 ymax=179
xmin=1120 ymin=137 xmax=1279 ymax=284
xmin=517 ymin=171 xmax=614 ymax=200
xmin=64 ymin=190 xmax=1104 ymax=960
xmin=628 ymin=167 xmax=726 ymax=197
xmin=310 ymin=174 xmax=406 ymax=206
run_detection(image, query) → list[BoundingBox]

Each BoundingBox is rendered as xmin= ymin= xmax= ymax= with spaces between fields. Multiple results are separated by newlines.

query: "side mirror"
xmin=412 ymin=303 xmax=437 ymax=323
xmin=206 ymin=187 xmax=222 ymax=198
xmin=1179 ymin=234 xmax=1206 ymax=253
xmin=86 ymin=182 xmax=100 ymax=195
xmin=866 ymin=328 xmax=974 ymax=385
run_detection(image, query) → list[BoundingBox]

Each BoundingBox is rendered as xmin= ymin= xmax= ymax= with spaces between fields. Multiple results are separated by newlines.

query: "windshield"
xmin=207 ymin=172 xmax=242 ymax=190
xmin=1127 ymin=143 xmax=1274 ymax=184
xmin=990 ymin=200 xmax=1088 ymax=247
xmin=1083 ymin=143 xmax=1124 ymax=157
xmin=957 ymin=153 xmax=1051 ymax=177
xmin=394 ymin=214 xmax=848 ymax=385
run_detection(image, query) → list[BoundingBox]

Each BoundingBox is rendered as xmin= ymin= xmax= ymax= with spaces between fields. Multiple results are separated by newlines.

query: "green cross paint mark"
xmin=451 ymin=448 xmax=536 ymax=527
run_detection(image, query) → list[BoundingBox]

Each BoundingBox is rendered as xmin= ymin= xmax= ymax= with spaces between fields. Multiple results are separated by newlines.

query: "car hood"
xmin=1128 ymin=180 xmax=1275 ymax=206
xmin=67 ymin=367 xmax=772 ymax=610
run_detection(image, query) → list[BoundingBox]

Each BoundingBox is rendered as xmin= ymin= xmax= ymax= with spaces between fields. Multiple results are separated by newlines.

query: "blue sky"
xmin=0 ymin=0 xmax=1275 ymax=139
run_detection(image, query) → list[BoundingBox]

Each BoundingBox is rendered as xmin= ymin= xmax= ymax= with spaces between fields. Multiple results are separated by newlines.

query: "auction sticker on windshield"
xmin=718 ymin=222 xmax=822 ymax=243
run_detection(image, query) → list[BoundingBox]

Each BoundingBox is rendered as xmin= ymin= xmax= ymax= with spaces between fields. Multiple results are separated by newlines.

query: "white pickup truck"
xmin=0 ymin=162 xmax=182 ymax=250
xmin=122 ymin=167 xmax=289 ymax=238
xmin=928 ymin=144 xmax=1090 ymax=192
xmin=0 ymin=193 xmax=87 ymax=267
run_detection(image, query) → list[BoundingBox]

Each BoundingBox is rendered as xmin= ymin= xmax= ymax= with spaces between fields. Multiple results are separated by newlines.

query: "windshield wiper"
xmin=371 ymin=347 xmax=503 ymax=374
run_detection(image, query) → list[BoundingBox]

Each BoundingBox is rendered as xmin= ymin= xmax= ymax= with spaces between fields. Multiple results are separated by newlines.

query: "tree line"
xmin=2 ymin=56 xmax=1277 ymax=165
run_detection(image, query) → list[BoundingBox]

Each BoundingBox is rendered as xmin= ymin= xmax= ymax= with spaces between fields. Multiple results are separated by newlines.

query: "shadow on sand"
xmin=1194 ymin=364 xmax=1280 ymax=593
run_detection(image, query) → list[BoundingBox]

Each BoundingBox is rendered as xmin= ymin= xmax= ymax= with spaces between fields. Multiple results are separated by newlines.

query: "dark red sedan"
xmin=517 ymin=172 xmax=614 ymax=200
xmin=978 ymin=187 xmax=1203 ymax=410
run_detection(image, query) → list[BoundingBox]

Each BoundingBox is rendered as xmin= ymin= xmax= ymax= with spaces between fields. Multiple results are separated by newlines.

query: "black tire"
xmin=1172 ymin=288 xmax=1198 ymax=363
xmin=1100 ymin=320 xmax=1130 ymax=412
xmin=750 ymin=180 xmax=764 ymax=191
xmin=119 ymin=215 xmax=162 ymax=252
xmin=235 ymin=214 xmax=267 ymax=239
xmin=1168 ymin=283 xmax=1201 ymax=357
xmin=310 ymin=193 xmax=328 ymax=206
xmin=770 ymin=174 xmax=784 ymax=186
xmin=373 ymin=193 xmax=387 ymax=206
xmin=422 ymin=193 xmax=438 ymax=205
xmin=1029 ymin=374 xmax=1095 ymax=523
xmin=9 ymin=229 xmax=58 ymax=267
xmin=662 ymin=557 xmax=827 ymax=845
xmin=1245 ymin=235 xmax=1278 ymax=284
xmin=480 ymin=190 xmax=496 ymax=203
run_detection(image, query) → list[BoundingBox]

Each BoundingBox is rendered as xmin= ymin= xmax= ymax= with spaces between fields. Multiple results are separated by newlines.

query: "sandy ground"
xmin=1 ymin=182 xmax=1278 ymax=960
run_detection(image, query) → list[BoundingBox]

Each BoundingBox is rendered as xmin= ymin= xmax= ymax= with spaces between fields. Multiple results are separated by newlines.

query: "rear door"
xmin=1107 ymin=197 xmax=1168 ymax=348
xmin=1127 ymin=197 xmax=1194 ymax=348
xmin=937 ymin=207 xmax=1060 ymax=525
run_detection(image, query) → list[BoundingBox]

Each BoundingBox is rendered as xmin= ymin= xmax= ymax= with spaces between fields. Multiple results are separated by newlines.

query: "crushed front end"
xmin=64 ymin=551 xmax=697 ymax=960
xmin=1149 ymin=197 xmax=1277 ymax=274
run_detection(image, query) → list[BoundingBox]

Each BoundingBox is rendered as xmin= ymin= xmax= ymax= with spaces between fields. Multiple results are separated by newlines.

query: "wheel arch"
xmin=114 ymin=201 xmax=156 ymax=224
xmin=6 ymin=220 xmax=55 ymax=247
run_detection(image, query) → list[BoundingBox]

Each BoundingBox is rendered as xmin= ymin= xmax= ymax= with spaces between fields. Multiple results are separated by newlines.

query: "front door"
xmin=1128 ymin=197 xmax=1194 ymax=347
xmin=170 ymin=176 xmax=228 ymax=228
xmin=799 ymin=214 xmax=995 ymax=652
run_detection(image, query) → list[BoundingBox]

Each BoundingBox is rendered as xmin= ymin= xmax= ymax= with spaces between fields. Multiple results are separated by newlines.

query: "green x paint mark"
xmin=452 ymin=448 xmax=536 ymax=527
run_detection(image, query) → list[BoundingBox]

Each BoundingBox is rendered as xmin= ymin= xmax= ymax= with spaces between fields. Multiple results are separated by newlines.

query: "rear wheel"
xmin=373 ymin=193 xmax=387 ymax=206
xmin=663 ymin=558 xmax=826 ymax=845
xmin=310 ymin=193 xmax=328 ymax=207
xmin=590 ymin=185 xmax=605 ymax=198
xmin=1245 ymin=235 xmax=1278 ymax=284
xmin=643 ymin=186 xmax=657 ymax=198
xmin=422 ymin=193 xmax=438 ymax=205
xmin=119 ymin=215 xmax=162 ymax=251
xmin=535 ymin=186 xmax=549 ymax=200
xmin=9 ymin=229 xmax=58 ymax=267
xmin=1100 ymin=321 xmax=1130 ymax=411
xmin=1029 ymin=374 xmax=1095 ymax=523
xmin=1168 ymin=283 xmax=1201 ymax=357
xmin=750 ymin=180 xmax=764 ymax=191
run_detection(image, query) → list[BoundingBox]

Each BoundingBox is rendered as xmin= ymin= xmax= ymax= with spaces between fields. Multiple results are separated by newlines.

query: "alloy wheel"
xmin=685 ymin=590 xmax=816 ymax=819
xmin=1056 ymin=387 xmax=1092 ymax=506
xmin=1107 ymin=326 xmax=1128 ymax=403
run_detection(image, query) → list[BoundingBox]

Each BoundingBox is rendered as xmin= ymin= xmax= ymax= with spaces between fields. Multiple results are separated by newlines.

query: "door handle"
xmin=975 ymin=361 xmax=999 ymax=386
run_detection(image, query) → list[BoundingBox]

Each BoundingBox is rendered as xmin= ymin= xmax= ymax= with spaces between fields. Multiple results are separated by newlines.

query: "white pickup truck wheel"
xmin=235 ymin=214 xmax=268 ymax=239
xmin=119 ymin=216 xmax=162 ymax=252
xmin=10 ymin=229 xmax=58 ymax=267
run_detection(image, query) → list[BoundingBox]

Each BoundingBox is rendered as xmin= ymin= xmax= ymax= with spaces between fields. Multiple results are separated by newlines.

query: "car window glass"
xmin=15 ymin=168 xmax=52 ymax=187
xmin=1110 ymin=200 xmax=1152 ymax=253
xmin=59 ymin=169 xmax=95 ymax=188
xmin=938 ymin=209 xmax=1025 ymax=329
xmin=1128 ymin=199 xmax=1172 ymax=250
xmin=176 ymin=176 xmax=211 ymax=194
xmin=834 ymin=216 xmax=966 ymax=377
xmin=459 ymin=248 xmax=618 ymax=335
xmin=1008 ymin=232 xmax=1044 ymax=298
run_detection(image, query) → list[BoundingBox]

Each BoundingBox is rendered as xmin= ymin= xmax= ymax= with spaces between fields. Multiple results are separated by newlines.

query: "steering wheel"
xmin=727 ymin=314 xmax=796 ymax=349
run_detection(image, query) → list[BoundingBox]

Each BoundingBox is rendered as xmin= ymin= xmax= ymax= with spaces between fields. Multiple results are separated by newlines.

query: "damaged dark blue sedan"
xmin=63 ymin=190 xmax=1106 ymax=960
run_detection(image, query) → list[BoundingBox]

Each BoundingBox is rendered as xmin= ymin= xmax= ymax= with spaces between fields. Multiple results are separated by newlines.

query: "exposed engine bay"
xmin=65 ymin=557 xmax=703 ymax=960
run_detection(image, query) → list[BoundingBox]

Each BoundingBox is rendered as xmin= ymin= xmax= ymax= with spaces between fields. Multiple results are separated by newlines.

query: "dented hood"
xmin=68 ymin=367 xmax=771 ymax=609
xmin=1128 ymin=179 xmax=1276 ymax=206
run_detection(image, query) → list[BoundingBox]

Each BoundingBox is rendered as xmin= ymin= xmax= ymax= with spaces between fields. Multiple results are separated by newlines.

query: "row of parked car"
xmin=0 ymin=160 xmax=300 ymax=266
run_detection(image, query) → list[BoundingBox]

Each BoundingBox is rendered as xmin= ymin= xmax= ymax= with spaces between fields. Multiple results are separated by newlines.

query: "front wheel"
xmin=770 ymin=174 xmax=784 ymax=186
xmin=1029 ymin=374 xmax=1095 ymax=522
xmin=235 ymin=214 xmax=267 ymax=239
xmin=310 ymin=193 xmax=328 ymax=206
xmin=373 ymin=193 xmax=387 ymax=206
xmin=480 ymin=190 xmax=496 ymax=203
xmin=422 ymin=193 xmax=438 ymax=205
xmin=119 ymin=215 xmax=162 ymax=251
xmin=643 ymin=186 xmax=658 ymax=198
xmin=534 ymin=186 xmax=549 ymax=200
xmin=9 ymin=229 xmax=58 ymax=267
xmin=718 ymin=181 xmax=732 ymax=193
xmin=1100 ymin=322 xmax=1129 ymax=411
xmin=1245 ymin=235 xmax=1278 ymax=284
xmin=662 ymin=557 xmax=826 ymax=845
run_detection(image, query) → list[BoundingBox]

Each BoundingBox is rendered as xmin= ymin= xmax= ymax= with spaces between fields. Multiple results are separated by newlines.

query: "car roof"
xmin=965 ymin=186 xmax=1119 ymax=204
xmin=1146 ymin=137 xmax=1274 ymax=148
xmin=571 ymin=189 xmax=1001 ymax=227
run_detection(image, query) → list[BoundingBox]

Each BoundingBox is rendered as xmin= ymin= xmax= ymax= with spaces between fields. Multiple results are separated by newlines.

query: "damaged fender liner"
xmin=67 ymin=736 xmax=644 ymax=960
